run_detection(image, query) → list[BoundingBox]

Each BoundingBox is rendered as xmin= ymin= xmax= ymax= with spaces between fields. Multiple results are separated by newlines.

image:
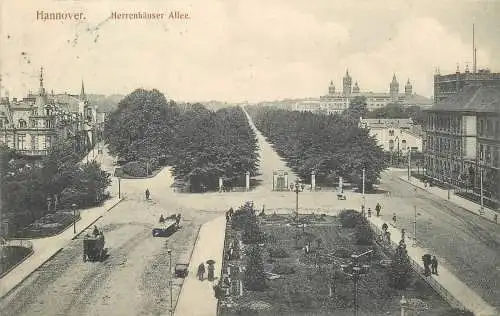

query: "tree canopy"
xmin=366 ymin=103 xmax=426 ymax=126
xmin=104 ymin=89 xmax=259 ymax=192
xmin=247 ymin=99 xmax=387 ymax=190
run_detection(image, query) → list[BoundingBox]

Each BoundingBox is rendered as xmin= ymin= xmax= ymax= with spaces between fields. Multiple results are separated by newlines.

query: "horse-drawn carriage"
xmin=152 ymin=214 xmax=181 ymax=237
xmin=83 ymin=233 xmax=105 ymax=262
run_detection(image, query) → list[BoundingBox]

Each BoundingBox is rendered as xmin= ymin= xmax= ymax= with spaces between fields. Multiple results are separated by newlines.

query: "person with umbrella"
xmin=207 ymin=259 xmax=215 ymax=281
xmin=197 ymin=262 xmax=206 ymax=280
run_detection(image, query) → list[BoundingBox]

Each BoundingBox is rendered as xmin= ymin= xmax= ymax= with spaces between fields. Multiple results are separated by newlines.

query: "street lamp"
xmin=293 ymin=179 xmax=305 ymax=230
xmin=46 ymin=196 xmax=52 ymax=214
xmin=72 ymin=203 xmax=77 ymax=234
xmin=340 ymin=250 xmax=372 ymax=316
xmin=361 ymin=168 xmax=366 ymax=210
xmin=167 ymin=248 xmax=173 ymax=316
xmin=118 ymin=176 xmax=121 ymax=199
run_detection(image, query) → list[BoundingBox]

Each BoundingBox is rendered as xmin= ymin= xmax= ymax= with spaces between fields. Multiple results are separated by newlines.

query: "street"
xmin=1 ymin=110 xmax=499 ymax=315
xmin=378 ymin=170 xmax=500 ymax=310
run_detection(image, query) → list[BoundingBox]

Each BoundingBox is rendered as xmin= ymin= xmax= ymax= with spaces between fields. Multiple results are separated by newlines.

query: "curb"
xmin=173 ymin=224 xmax=203 ymax=315
xmin=0 ymin=248 xmax=34 ymax=279
xmin=71 ymin=198 xmax=123 ymax=240
xmin=399 ymin=176 xmax=499 ymax=225
xmin=0 ymin=247 xmax=63 ymax=299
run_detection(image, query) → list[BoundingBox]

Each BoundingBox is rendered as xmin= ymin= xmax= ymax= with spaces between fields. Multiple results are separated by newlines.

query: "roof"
xmin=360 ymin=118 xmax=414 ymax=129
xmin=427 ymin=86 xmax=500 ymax=113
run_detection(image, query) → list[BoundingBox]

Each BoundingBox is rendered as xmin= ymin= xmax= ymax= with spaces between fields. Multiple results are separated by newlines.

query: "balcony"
xmin=16 ymin=149 xmax=48 ymax=156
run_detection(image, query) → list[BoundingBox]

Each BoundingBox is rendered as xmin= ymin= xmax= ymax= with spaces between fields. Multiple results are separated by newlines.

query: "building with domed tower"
xmin=0 ymin=67 xmax=102 ymax=158
xmin=294 ymin=69 xmax=432 ymax=114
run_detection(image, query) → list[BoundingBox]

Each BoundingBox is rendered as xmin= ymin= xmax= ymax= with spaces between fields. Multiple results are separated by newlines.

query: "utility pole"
xmin=407 ymin=149 xmax=411 ymax=180
xmin=362 ymin=168 xmax=365 ymax=210
xmin=413 ymin=205 xmax=417 ymax=247
xmin=480 ymin=170 xmax=484 ymax=215
xmin=168 ymin=249 xmax=173 ymax=316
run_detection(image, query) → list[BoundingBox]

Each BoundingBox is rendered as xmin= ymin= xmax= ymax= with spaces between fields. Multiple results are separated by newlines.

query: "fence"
xmin=369 ymin=222 xmax=467 ymax=311
xmin=1 ymin=239 xmax=33 ymax=250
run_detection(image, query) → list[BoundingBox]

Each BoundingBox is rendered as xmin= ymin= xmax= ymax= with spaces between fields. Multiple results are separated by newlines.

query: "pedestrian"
xmin=386 ymin=231 xmax=391 ymax=244
xmin=93 ymin=225 xmax=99 ymax=236
xmin=431 ymin=256 xmax=439 ymax=275
xmin=225 ymin=211 xmax=230 ymax=221
xmin=159 ymin=214 xmax=165 ymax=223
xmin=375 ymin=203 xmax=381 ymax=217
xmin=392 ymin=213 xmax=397 ymax=225
xmin=401 ymin=228 xmax=405 ymax=241
xmin=367 ymin=208 xmax=372 ymax=218
xmin=382 ymin=223 xmax=388 ymax=232
xmin=145 ymin=188 xmax=150 ymax=200
xmin=207 ymin=262 xmax=215 ymax=281
xmin=197 ymin=263 xmax=206 ymax=281
xmin=422 ymin=254 xmax=432 ymax=276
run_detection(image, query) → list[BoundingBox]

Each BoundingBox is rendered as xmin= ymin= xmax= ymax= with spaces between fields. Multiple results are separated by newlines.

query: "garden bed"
xmin=12 ymin=211 xmax=81 ymax=239
xmin=0 ymin=245 xmax=33 ymax=276
xmin=219 ymin=208 xmax=459 ymax=316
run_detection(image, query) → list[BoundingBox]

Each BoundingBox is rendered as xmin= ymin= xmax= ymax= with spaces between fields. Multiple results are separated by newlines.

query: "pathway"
xmin=174 ymin=216 xmax=226 ymax=316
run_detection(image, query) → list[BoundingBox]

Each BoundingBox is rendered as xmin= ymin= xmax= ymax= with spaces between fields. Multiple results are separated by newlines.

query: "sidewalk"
xmin=174 ymin=216 xmax=226 ymax=316
xmin=367 ymin=215 xmax=498 ymax=316
xmin=399 ymin=175 xmax=499 ymax=224
xmin=0 ymin=196 xmax=122 ymax=299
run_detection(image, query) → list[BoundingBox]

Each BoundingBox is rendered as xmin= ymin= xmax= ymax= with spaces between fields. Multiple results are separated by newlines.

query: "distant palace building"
xmin=294 ymin=70 xmax=432 ymax=114
xmin=0 ymin=67 xmax=103 ymax=157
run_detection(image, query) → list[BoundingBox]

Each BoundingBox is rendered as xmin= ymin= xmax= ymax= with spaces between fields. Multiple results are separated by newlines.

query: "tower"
xmin=35 ymin=66 xmax=48 ymax=109
xmin=342 ymin=69 xmax=352 ymax=96
xmin=389 ymin=74 xmax=399 ymax=103
xmin=405 ymin=79 xmax=412 ymax=96
xmin=328 ymin=80 xmax=336 ymax=95
xmin=352 ymin=81 xmax=360 ymax=93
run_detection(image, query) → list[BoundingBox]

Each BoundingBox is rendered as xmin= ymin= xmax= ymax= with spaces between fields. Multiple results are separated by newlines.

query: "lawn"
xmin=219 ymin=212 xmax=458 ymax=316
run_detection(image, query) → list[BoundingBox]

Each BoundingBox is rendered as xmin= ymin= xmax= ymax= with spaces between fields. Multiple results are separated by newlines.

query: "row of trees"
xmin=365 ymin=103 xmax=426 ymax=126
xmin=104 ymin=89 xmax=259 ymax=192
xmin=1 ymin=141 xmax=111 ymax=234
xmin=247 ymin=97 xmax=387 ymax=190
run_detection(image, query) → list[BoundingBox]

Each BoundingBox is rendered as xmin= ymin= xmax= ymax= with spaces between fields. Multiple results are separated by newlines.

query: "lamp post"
xmin=167 ymin=248 xmax=173 ymax=316
xmin=396 ymin=136 xmax=400 ymax=165
xmin=118 ymin=177 xmax=121 ymax=199
xmin=46 ymin=196 xmax=52 ymax=215
xmin=480 ymin=170 xmax=484 ymax=215
xmin=407 ymin=148 xmax=411 ymax=180
xmin=293 ymin=180 xmax=305 ymax=231
xmin=362 ymin=168 xmax=366 ymax=210
xmin=72 ymin=203 xmax=77 ymax=234
xmin=340 ymin=250 xmax=372 ymax=316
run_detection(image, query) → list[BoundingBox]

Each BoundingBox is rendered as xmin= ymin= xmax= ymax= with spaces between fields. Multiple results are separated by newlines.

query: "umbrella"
xmin=206 ymin=259 xmax=216 ymax=265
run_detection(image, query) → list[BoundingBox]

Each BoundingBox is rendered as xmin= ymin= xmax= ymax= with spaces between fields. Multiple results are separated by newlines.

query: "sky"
xmin=0 ymin=0 xmax=499 ymax=102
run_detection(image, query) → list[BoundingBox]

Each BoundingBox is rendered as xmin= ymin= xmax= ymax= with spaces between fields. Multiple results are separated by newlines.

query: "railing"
xmin=1 ymin=239 xmax=33 ymax=250
xmin=16 ymin=149 xmax=48 ymax=156
xmin=369 ymin=222 xmax=467 ymax=310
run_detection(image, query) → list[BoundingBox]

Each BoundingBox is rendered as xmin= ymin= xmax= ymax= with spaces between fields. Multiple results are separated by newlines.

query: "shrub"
xmin=388 ymin=247 xmax=412 ymax=289
xmin=60 ymin=187 xmax=92 ymax=208
xmin=268 ymin=247 xmax=289 ymax=258
xmin=272 ymin=263 xmax=295 ymax=275
xmin=338 ymin=209 xmax=363 ymax=228
xmin=242 ymin=221 xmax=263 ymax=244
xmin=244 ymin=245 xmax=267 ymax=291
xmin=122 ymin=161 xmax=147 ymax=177
xmin=355 ymin=222 xmax=374 ymax=245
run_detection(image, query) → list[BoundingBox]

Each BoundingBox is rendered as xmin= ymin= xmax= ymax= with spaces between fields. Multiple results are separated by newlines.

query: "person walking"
xmin=392 ymin=213 xmax=397 ymax=226
xmin=207 ymin=262 xmax=215 ymax=281
xmin=375 ymin=203 xmax=381 ymax=217
xmin=422 ymin=254 xmax=432 ymax=276
xmin=431 ymin=256 xmax=439 ymax=275
xmin=145 ymin=188 xmax=150 ymax=200
xmin=197 ymin=263 xmax=206 ymax=281
xmin=367 ymin=208 xmax=372 ymax=218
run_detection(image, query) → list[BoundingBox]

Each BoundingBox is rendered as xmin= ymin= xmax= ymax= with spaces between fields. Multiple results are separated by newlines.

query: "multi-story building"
xmin=424 ymin=85 xmax=500 ymax=201
xmin=0 ymin=67 xmax=101 ymax=157
xmin=294 ymin=70 xmax=432 ymax=114
xmin=359 ymin=118 xmax=423 ymax=153
xmin=433 ymin=65 xmax=500 ymax=104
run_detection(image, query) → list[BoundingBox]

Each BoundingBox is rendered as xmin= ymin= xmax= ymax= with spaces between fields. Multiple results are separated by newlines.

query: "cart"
xmin=175 ymin=263 xmax=189 ymax=278
xmin=83 ymin=234 xmax=105 ymax=262
xmin=152 ymin=215 xmax=181 ymax=237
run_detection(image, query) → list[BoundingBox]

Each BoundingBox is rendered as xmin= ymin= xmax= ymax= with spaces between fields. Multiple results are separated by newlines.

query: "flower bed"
xmin=12 ymin=211 xmax=81 ymax=239
xmin=219 ymin=208 xmax=461 ymax=316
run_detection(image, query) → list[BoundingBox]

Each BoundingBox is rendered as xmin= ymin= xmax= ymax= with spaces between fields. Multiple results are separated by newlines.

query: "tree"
xmin=244 ymin=245 xmax=267 ymax=291
xmin=388 ymin=246 xmax=412 ymax=289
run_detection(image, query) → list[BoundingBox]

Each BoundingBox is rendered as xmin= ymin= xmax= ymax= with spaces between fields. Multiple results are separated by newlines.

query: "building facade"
xmin=424 ymin=85 xmax=500 ymax=201
xmin=359 ymin=118 xmax=423 ymax=153
xmin=433 ymin=65 xmax=500 ymax=104
xmin=0 ymin=67 xmax=101 ymax=157
xmin=295 ymin=70 xmax=432 ymax=114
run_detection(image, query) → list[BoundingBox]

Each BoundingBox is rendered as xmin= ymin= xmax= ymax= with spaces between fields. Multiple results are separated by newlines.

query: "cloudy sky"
xmin=1 ymin=0 xmax=499 ymax=102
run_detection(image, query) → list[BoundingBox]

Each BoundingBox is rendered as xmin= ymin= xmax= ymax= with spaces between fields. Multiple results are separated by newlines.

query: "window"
xmin=31 ymin=119 xmax=38 ymax=128
xmin=480 ymin=144 xmax=484 ymax=160
xmin=17 ymin=134 xmax=26 ymax=149
xmin=44 ymin=135 xmax=52 ymax=149
xmin=389 ymin=139 xmax=394 ymax=151
xmin=45 ymin=119 xmax=53 ymax=128
xmin=18 ymin=119 xmax=27 ymax=128
xmin=496 ymin=121 xmax=500 ymax=137
xmin=402 ymin=140 xmax=407 ymax=150
xmin=479 ymin=119 xmax=484 ymax=135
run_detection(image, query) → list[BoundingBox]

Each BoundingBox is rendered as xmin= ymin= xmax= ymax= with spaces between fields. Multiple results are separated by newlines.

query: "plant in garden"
xmin=355 ymin=217 xmax=374 ymax=245
xmin=338 ymin=209 xmax=363 ymax=228
xmin=388 ymin=246 xmax=413 ymax=289
xmin=244 ymin=245 xmax=267 ymax=291
xmin=242 ymin=220 xmax=263 ymax=244
xmin=268 ymin=247 xmax=289 ymax=258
